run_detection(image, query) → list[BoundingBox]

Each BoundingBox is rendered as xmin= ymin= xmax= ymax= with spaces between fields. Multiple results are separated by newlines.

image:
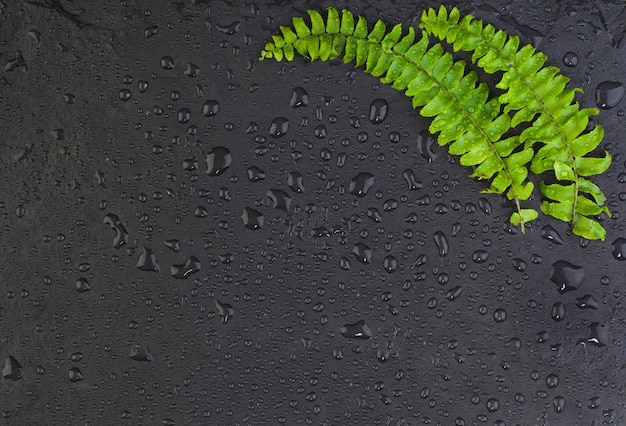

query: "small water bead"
xmin=541 ymin=225 xmax=564 ymax=244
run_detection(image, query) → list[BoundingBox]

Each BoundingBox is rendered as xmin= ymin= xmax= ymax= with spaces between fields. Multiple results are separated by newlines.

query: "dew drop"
xmin=551 ymin=302 xmax=565 ymax=321
xmin=203 ymin=100 xmax=220 ymax=117
xmin=170 ymin=256 xmax=202 ymax=279
xmin=541 ymin=225 xmax=564 ymax=244
xmin=2 ymin=356 xmax=23 ymax=380
xmin=563 ymin=51 xmax=578 ymax=67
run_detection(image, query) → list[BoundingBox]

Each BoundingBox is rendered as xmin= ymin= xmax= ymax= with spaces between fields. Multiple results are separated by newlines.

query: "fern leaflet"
xmin=420 ymin=5 xmax=611 ymax=240
xmin=261 ymin=7 xmax=538 ymax=230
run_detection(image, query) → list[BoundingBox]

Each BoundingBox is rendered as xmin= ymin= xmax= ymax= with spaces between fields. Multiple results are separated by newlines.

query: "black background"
xmin=1 ymin=0 xmax=626 ymax=425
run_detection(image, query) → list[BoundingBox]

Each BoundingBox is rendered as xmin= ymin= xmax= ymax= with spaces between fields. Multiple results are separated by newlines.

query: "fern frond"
xmin=420 ymin=6 xmax=611 ymax=240
xmin=260 ymin=7 xmax=538 ymax=231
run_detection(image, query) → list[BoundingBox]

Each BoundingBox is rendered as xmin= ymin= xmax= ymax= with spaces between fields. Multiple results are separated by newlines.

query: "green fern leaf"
xmin=420 ymin=5 xmax=611 ymax=240
xmin=260 ymin=7 xmax=537 ymax=232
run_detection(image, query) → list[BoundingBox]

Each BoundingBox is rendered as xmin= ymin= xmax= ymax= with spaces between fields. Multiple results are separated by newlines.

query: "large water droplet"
xmin=241 ymin=207 xmax=264 ymax=230
xmin=369 ymin=99 xmax=388 ymax=124
xmin=268 ymin=117 xmax=289 ymax=138
xmin=170 ymin=256 xmax=202 ymax=279
xmin=267 ymin=189 xmax=292 ymax=212
xmin=403 ymin=169 xmax=423 ymax=190
xmin=541 ymin=225 xmax=564 ymax=244
xmin=550 ymin=260 xmax=585 ymax=294
xmin=340 ymin=320 xmax=373 ymax=339
xmin=551 ymin=302 xmax=565 ymax=321
xmin=2 ymin=356 xmax=23 ymax=380
xmin=287 ymin=172 xmax=305 ymax=193
xmin=582 ymin=322 xmax=608 ymax=346
xmin=290 ymin=87 xmax=309 ymax=107
xmin=575 ymin=294 xmax=599 ymax=309
xmin=103 ymin=213 xmax=130 ymax=249
xmin=203 ymin=100 xmax=220 ymax=117
xmin=595 ymin=81 xmax=624 ymax=109
xmin=433 ymin=231 xmax=449 ymax=257
xmin=417 ymin=130 xmax=437 ymax=162
xmin=136 ymin=247 xmax=160 ymax=272
xmin=349 ymin=172 xmax=375 ymax=197
xmin=352 ymin=243 xmax=373 ymax=264
xmin=206 ymin=146 xmax=232 ymax=176
xmin=611 ymin=237 xmax=626 ymax=260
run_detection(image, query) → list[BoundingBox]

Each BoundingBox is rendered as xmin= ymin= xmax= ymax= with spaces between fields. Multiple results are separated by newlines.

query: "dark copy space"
xmin=1 ymin=0 xmax=626 ymax=424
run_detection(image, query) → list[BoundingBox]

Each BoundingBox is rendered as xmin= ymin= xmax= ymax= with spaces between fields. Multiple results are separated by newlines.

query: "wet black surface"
xmin=1 ymin=0 xmax=626 ymax=425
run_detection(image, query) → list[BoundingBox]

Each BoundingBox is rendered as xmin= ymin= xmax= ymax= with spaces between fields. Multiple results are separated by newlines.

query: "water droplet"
xmin=349 ymin=172 xmax=375 ymax=197
xmin=369 ymin=99 xmax=388 ymax=124
xmin=563 ymin=51 xmax=578 ymax=67
xmin=2 ymin=356 xmax=23 ymax=380
xmin=352 ymin=243 xmax=373 ymax=264
xmin=551 ymin=302 xmax=565 ymax=321
xmin=433 ymin=231 xmax=449 ymax=257
xmin=588 ymin=396 xmax=602 ymax=409
xmin=215 ymin=20 xmax=240 ymax=35
xmin=136 ymin=247 xmax=160 ymax=272
xmin=403 ymin=169 xmax=423 ymax=190
xmin=472 ymin=250 xmax=489 ymax=263
xmin=164 ymin=239 xmax=181 ymax=252
xmin=129 ymin=344 xmax=153 ymax=362
xmin=541 ymin=225 xmax=564 ymax=244
xmin=216 ymin=299 xmax=235 ymax=323
xmin=170 ymin=256 xmax=202 ymax=279
xmin=550 ymin=260 xmax=585 ymax=294
xmin=383 ymin=255 xmax=398 ymax=273
xmin=445 ymin=286 xmax=463 ymax=301
xmin=485 ymin=398 xmax=499 ymax=412
xmin=268 ymin=117 xmax=289 ymax=138
xmin=103 ymin=213 xmax=130 ymax=249
xmin=160 ymin=56 xmax=176 ymax=70
xmin=417 ymin=130 xmax=437 ymax=162
xmin=144 ymin=25 xmax=158 ymax=38
xmin=68 ymin=367 xmax=84 ymax=382
xmin=184 ymin=63 xmax=200 ymax=77
xmin=340 ymin=320 xmax=373 ymax=339
xmin=205 ymin=146 xmax=232 ymax=176
xmin=575 ymin=294 xmax=599 ymax=309
xmin=493 ymin=308 xmax=507 ymax=322
xmin=611 ymin=237 xmax=626 ymax=260
xmin=583 ymin=322 xmax=608 ymax=346
xmin=596 ymin=81 xmax=624 ymax=109
xmin=75 ymin=277 xmax=91 ymax=293
xmin=478 ymin=197 xmax=492 ymax=215
xmin=118 ymin=89 xmax=131 ymax=101
xmin=367 ymin=207 xmax=382 ymax=222
xmin=553 ymin=396 xmax=565 ymax=413
xmin=203 ymin=100 xmax=220 ymax=117
xmin=290 ymin=87 xmax=309 ymax=107
xmin=267 ymin=189 xmax=291 ymax=212
xmin=546 ymin=374 xmax=559 ymax=388
xmin=241 ymin=207 xmax=264 ymax=230
xmin=287 ymin=172 xmax=305 ymax=193
xmin=512 ymin=258 xmax=527 ymax=272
